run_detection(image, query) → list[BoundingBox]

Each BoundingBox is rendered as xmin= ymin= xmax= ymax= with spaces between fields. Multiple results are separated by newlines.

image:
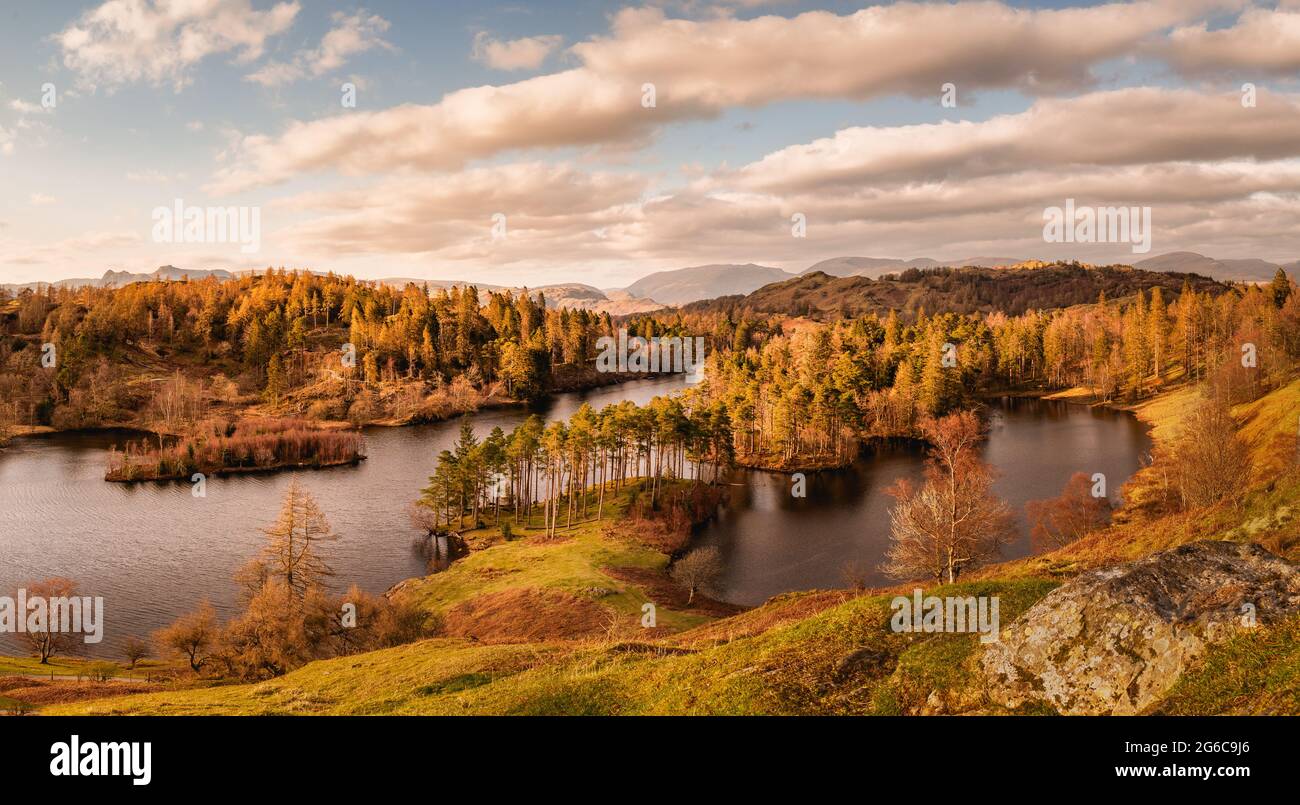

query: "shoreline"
xmin=1 ymin=370 xmax=687 ymax=446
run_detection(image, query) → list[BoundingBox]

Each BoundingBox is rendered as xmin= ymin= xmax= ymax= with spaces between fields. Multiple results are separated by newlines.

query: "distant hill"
xmin=802 ymin=256 xmax=1026 ymax=278
xmin=684 ymin=263 xmax=1231 ymax=319
xmin=623 ymin=263 xmax=792 ymax=306
xmin=1132 ymin=252 xmax=1283 ymax=283
xmin=519 ymin=283 xmax=662 ymax=315
xmin=3 ymin=268 xmax=662 ymax=316
xmin=801 ymin=257 xmax=938 ymax=278
xmin=2 ymin=266 xmax=235 ymax=293
xmin=370 ymin=278 xmax=663 ymax=315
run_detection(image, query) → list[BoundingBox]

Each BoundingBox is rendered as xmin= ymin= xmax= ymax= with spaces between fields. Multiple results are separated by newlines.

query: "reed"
xmin=105 ymin=418 xmax=365 ymax=482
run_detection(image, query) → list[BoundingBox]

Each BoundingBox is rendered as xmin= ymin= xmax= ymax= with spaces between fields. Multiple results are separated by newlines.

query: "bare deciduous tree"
xmin=17 ymin=578 xmax=80 ymax=664
xmin=148 ymin=370 xmax=204 ymax=433
xmin=1166 ymin=392 xmax=1250 ymax=509
xmin=154 ymin=602 xmax=218 ymax=672
xmin=122 ymin=636 xmax=149 ymax=670
xmin=1026 ymin=471 xmax=1112 ymax=553
xmin=881 ymin=412 xmax=1016 ymax=584
xmin=671 ymin=546 xmax=723 ymax=604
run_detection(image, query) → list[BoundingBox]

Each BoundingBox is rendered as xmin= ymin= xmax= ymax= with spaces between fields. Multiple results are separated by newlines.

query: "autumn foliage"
xmin=106 ymin=418 xmax=364 ymax=481
xmin=880 ymin=412 xmax=1017 ymax=584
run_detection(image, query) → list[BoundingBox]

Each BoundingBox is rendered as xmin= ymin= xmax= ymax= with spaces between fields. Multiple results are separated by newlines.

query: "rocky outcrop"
xmin=982 ymin=541 xmax=1300 ymax=715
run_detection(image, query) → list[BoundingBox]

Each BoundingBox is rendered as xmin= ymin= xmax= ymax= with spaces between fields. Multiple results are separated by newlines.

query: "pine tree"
xmin=263 ymin=354 xmax=286 ymax=405
xmin=1271 ymin=268 xmax=1293 ymax=308
xmin=1147 ymin=286 xmax=1167 ymax=381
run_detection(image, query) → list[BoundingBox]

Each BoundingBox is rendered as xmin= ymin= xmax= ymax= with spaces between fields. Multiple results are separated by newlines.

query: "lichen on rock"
xmin=981 ymin=541 xmax=1300 ymax=715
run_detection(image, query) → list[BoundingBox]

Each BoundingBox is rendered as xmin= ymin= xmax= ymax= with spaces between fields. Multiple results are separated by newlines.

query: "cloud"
xmin=57 ymin=0 xmax=301 ymax=92
xmin=276 ymin=162 xmax=648 ymax=263
xmin=209 ymin=0 xmax=1222 ymax=193
xmin=8 ymin=99 xmax=47 ymax=114
xmin=0 ymin=230 xmax=144 ymax=271
xmin=245 ymin=9 xmax=392 ymax=87
xmin=126 ymin=169 xmax=189 ymax=183
xmin=267 ymin=85 xmax=1300 ymax=272
xmin=1157 ymin=5 xmax=1300 ymax=77
xmin=472 ymin=32 xmax=562 ymax=71
xmin=728 ymin=88 xmax=1300 ymax=193
xmin=29 ymin=193 xmax=58 ymax=206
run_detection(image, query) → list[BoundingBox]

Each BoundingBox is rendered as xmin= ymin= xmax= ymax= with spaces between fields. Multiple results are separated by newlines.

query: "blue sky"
xmin=3 ymin=1 xmax=1299 ymax=287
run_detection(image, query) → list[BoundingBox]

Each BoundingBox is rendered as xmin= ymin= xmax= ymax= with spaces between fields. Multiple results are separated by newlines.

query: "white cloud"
xmin=57 ymin=0 xmax=301 ymax=92
xmin=208 ymin=1 xmax=1230 ymax=193
xmin=1158 ymin=6 xmax=1300 ymax=77
xmin=245 ymin=9 xmax=392 ymax=87
xmin=276 ymin=162 xmax=647 ymax=263
xmin=728 ymin=88 xmax=1300 ymax=193
xmin=8 ymin=99 xmax=46 ymax=114
xmin=265 ymin=85 xmax=1300 ymax=272
xmin=126 ymin=169 xmax=189 ymax=183
xmin=472 ymin=32 xmax=562 ymax=71
xmin=29 ymin=193 xmax=58 ymax=206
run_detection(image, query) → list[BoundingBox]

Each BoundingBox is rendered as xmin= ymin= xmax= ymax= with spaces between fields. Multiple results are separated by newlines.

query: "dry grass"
xmin=105 ymin=417 xmax=364 ymax=481
xmin=443 ymin=588 xmax=611 ymax=644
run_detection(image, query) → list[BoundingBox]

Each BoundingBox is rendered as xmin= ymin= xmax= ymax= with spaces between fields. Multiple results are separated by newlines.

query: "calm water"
xmin=0 ymin=385 xmax=1149 ymax=656
xmin=0 ymin=376 xmax=692 ymax=657
xmin=694 ymin=397 xmax=1152 ymax=606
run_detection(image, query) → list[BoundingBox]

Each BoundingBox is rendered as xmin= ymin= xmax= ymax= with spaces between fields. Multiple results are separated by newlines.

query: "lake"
xmin=0 ymin=383 xmax=1149 ymax=656
xmin=693 ymin=396 xmax=1152 ymax=606
xmin=0 ymin=375 xmax=692 ymax=658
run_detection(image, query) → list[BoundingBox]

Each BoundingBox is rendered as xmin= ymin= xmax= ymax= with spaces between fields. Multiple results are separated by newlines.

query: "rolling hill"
xmin=685 ymin=263 xmax=1231 ymax=318
xmin=623 ymin=263 xmax=793 ymax=305
xmin=1132 ymin=252 xmax=1285 ymax=283
xmin=800 ymin=256 xmax=1025 ymax=278
xmin=2 ymin=265 xmax=235 ymax=293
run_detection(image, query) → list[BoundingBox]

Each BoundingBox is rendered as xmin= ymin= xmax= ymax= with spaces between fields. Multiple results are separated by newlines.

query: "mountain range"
xmin=0 ymin=267 xmax=663 ymax=317
xmin=1130 ymin=252 xmax=1296 ymax=283
xmin=621 ymin=263 xmax=792 ymax=306
xmin=5 ymin=251 xmax=1292 ymax=311
xmin=683 ymin=264 xmax=1231 ymax=318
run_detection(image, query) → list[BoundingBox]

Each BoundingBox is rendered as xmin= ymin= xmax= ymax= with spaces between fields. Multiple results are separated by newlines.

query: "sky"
xmin=2 ymin=0 xmax=1300 ymax=289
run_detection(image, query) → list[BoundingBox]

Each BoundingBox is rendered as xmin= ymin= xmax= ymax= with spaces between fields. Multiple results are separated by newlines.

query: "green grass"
xmin=1154 ymin=615 xmax=1300 ymax=715
xmin=400 ymin=481 xmax=711 ymax=633
xmin=0 ymin=654 xmax=175 ymax=679
xmin=47 ymin=579 xmax=1058 ymax=716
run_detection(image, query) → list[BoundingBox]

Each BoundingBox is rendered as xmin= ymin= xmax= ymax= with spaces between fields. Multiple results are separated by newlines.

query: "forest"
xmin=414 ymin=266 xmax=1298 ymax=581
xmin=0 ymin=269 xmax=697 ymax=440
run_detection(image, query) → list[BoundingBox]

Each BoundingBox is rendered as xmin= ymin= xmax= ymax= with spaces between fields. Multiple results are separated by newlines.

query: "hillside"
xmin=1 ymin=265 xmax=235 ymax=292
xmin=46 ymin=378 xmax=1300 ymax=716
xmin=801 ymin=256 xmax=1025 ymax=278
xmin=1133 ymin=251 xmax=1283 ymax=283
xmin=623 ymin=263 xmax=793 ymax=305
xmin=797 ymin=252 xmax=1290 ymax=284
xmin=2 ymin=269 xmax=662 ymax=317
xmin=685 ymin=263 xmax=1231 ymax=318
xmin=801 ymin=256 xmax=940 ymax=278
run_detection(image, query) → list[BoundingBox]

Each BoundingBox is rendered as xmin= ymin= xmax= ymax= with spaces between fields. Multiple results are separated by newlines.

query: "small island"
xmin=105 ymin=418 xmax=365 ymax=482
